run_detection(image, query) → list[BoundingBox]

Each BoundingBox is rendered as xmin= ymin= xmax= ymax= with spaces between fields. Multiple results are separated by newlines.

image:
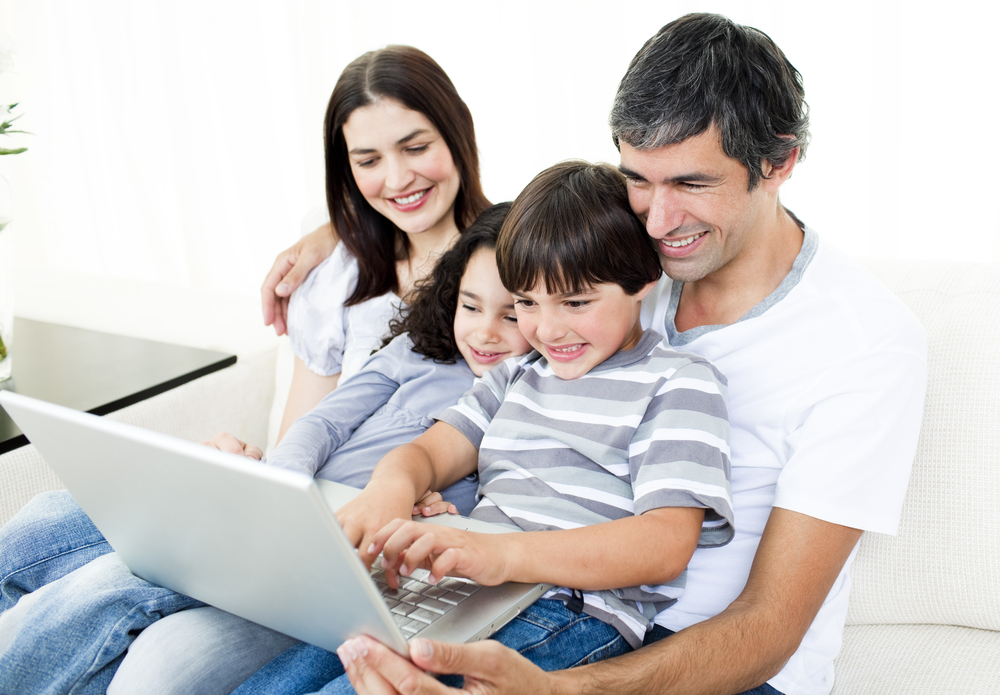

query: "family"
xmin=0 ymin=12 xmax=926 ymax=695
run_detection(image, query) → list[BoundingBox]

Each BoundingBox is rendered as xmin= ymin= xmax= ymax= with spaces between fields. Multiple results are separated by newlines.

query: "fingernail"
xmin=412 ymin=639 xmax=433 ymax=660
xmin=423 ymin=507 xmax=432 ymax=515
xmin=400 ymin=564 xmax=409 ymax=575
xmin=277 ymin=283 xmax=291 ymax=295
xmin=380 ymin=557 xmax=388 ymax=569
xmin=338 ymin=640 xmax=358 ymax=663
xmin=368 ymin=543 xmax=376 ymax=555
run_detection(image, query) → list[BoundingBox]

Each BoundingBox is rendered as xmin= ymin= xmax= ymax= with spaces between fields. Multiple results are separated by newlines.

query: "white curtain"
xmin=0 ymin=0 xmax=997 ymax=354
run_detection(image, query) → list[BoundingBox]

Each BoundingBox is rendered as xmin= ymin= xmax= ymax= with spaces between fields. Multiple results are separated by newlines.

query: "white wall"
xmin=0 ymin=0 xmax=997 ymax=356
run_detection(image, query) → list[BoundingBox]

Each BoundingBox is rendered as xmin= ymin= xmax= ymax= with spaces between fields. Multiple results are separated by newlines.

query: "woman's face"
xmin=343 ymin=98 xmax=461 ymax=241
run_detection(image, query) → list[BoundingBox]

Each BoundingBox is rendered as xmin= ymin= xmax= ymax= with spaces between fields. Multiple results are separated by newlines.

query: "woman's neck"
xmin=396 ymin=220 xmax=460 ymax=300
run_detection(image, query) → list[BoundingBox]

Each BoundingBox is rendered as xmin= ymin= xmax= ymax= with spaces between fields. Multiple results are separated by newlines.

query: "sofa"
xmin=1 ymin=257 xmax=998 ymax=694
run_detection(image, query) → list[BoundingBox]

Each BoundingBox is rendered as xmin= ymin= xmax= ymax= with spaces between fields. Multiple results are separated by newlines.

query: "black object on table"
xmin=0 ymin=318 xmax=237 ymax=454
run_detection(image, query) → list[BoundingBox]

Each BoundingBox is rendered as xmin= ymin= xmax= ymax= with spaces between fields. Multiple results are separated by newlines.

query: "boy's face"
xmin=512 ymin=280 xmax=653 ymax=380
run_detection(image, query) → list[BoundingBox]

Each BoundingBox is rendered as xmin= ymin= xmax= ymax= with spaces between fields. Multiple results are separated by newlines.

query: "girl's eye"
xmin=461 ymin=304 xmax=480 ymax=313
xmin=504 ymin=315 xmax=518 ymax=323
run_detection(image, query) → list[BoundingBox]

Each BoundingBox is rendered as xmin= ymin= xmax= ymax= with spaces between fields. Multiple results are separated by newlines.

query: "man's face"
xmin=619 ymin=126 xmax=774 ymax=284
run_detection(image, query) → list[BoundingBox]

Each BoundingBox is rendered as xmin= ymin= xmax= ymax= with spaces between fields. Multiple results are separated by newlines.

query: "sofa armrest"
xmin=0 ymin=348 xmax=278 ymax=527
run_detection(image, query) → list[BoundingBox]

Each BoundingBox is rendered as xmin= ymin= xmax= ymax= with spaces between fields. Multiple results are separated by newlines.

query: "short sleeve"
xmin=287 ymin=243 xmax=358 ymax=377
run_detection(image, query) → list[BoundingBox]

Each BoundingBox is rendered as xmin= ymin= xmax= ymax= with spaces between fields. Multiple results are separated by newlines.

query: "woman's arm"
xmin=262 ymin=222 xmax=339 ymax=336
xmin=277 ymin=356 xmax=340 ymax=443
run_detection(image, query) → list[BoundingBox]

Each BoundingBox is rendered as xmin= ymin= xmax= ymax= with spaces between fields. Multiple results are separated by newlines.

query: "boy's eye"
xmin=514 ymin=299 xmax=535 ymax=308
xmin=565 ymin=300 xmax=590 ymax=308
xmin=504 ymin=315 xmax=518 ymax=323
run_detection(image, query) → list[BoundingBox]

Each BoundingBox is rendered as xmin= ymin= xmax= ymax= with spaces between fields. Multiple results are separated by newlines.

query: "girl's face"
xmin=454 ymin=248 xmax=532 ymax=377
xmin=343 ymin=98 xmax=461 ymax=242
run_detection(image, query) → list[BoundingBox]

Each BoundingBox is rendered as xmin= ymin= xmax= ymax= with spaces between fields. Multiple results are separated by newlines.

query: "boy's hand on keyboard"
xmin=337 ymin=484 xmax=417 ymax=570
xmin=370 ymin=519 xmax=510 ymax=588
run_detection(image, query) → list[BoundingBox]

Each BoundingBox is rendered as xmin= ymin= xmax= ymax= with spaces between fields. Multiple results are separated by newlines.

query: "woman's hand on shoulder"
xmin=262 ymin=221 xmax=339 ymax=336
xmin=201 ymin=432 xmax=263 ymax=460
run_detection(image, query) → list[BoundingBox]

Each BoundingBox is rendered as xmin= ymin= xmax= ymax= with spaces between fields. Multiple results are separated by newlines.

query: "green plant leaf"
xmin=0 ymin=147 xmax=27 ymax=155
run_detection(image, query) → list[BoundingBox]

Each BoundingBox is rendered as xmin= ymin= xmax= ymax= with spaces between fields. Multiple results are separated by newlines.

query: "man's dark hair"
xmin=497 ymin=161 xmax=662 ymax=297
xmin=610 ymin=13 xmax=809 ymax=190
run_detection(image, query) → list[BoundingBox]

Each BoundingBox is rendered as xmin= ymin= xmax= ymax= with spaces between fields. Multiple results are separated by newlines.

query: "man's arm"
xmin=341 ymin=507 xmax=862 ymax=695
xmin=261 ymin=222 xmax=339 ymax=336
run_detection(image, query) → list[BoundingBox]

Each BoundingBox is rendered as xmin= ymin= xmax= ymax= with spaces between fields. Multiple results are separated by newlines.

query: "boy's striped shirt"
xmin=437 ymin=329 xmax=733 ymax=647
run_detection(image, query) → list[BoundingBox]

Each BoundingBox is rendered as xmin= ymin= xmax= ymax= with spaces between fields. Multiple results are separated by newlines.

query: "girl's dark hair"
xmin=497 ymin=161 xmax=661 ymax=296
xmin=384 ymin=203 xmax=512 ymax=363
xmin=325 ymin=45 xmax=491 ymax=306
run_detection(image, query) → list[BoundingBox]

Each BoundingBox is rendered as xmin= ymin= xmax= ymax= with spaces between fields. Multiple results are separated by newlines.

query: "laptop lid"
xmin=0 ymin=390 xmax=549 ymax=655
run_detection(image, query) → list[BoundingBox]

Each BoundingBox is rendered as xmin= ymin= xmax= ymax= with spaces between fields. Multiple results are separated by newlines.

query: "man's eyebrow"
xmin=348 ymin=129 xmax=431 ymax=155
xmin=618 ymin=165 xmax=722 ymax=185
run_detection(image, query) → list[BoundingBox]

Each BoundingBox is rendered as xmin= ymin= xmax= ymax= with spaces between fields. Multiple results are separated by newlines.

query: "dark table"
xmin=0 ymin=318 xmax=237 ymax=454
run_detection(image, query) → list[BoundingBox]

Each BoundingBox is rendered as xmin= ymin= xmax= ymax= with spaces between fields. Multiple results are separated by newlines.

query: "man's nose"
xmin=645 ymin=188 xmax=685 ymax=237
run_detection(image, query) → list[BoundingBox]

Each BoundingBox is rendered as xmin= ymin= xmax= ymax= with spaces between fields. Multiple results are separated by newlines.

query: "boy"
xmin=338 ymin=160 xmax=734 ymax=674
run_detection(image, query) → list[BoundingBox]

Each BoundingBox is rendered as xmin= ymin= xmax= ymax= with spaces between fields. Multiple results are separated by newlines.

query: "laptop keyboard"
xmin=369 ymin=566 xmax=480 ymax=636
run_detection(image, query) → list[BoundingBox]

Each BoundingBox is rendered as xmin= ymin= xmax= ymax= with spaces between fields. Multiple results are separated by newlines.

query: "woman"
xmin=0 ymin=44 xmax=491 ymax=694
xmin=277 ymin=43 xmax=489 ymax=437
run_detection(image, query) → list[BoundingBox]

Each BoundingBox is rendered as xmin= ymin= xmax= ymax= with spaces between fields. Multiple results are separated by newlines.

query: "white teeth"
xmin=393 ymin=190 xmax=427 ymax=205
xmin=552 ymin=345 xmax=580 ymax=353
xmin=664 ymin=232 xmax=705 ymax=248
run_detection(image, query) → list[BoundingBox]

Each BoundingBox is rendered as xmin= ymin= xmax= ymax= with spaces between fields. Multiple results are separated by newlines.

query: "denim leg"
xmin=0 ymin=552 xmax=204 ymax=695
xmin=231 ymin=642 xmax=345 ymax=695
xmin=492 ymin=598 xmax=633 ymax=669
xmin=0 ymin=490 xmax=111 ymax=613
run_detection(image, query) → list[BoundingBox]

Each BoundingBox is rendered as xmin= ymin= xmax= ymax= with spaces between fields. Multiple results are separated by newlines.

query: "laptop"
xmin=0 ymin=390 xmax=550 ymax=655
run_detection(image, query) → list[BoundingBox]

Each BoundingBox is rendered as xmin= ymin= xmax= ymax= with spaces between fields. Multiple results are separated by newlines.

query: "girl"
xmin=0 ymin=205 xmax=531 ymax=695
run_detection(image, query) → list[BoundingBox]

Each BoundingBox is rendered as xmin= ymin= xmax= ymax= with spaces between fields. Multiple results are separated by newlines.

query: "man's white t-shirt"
xmin=641 ymin=227 xmax=927 ymax=695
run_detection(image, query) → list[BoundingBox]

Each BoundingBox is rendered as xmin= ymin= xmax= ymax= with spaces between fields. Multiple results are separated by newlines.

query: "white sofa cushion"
xmin=848 ymin=259 xmax=1000 ymax=631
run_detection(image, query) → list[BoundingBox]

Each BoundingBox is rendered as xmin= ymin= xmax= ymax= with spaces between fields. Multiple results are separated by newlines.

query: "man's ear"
xmin=761 ymin=143 xmax=799 ymax=192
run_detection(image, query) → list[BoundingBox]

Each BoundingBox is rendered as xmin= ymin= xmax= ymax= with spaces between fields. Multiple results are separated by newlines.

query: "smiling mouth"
xmin=471 ymin=348 xmax=504 ymax=360
xmin=662 ymin=231 xmax=707 ymax=248
xmin=392 ymin=189 xmax=429 ymax=205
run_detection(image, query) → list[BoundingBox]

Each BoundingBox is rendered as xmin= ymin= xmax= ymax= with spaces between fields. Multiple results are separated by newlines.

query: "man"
xmin=262 ymin=13 xmax=926 ymax=695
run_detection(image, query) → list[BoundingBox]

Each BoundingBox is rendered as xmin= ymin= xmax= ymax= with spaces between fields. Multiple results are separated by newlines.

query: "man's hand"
xmin=201 ymin=432 xmax=263 ymax=460
xmin=370 ymin=520 xmax=507 ymax=588
xmin=261 ymin=222 xmax=338 ymax=336
xmin=338 ymin=636 xmax=556 ymax=695
xmin=413 ymin=490 xmax=459 ymax=517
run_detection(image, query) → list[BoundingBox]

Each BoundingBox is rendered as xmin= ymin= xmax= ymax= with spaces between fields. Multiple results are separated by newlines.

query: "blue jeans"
xmin=0 ymin=552 xmax=204 ymax=694
xmin=233 ymin=598 xmax=639 ymax=694
xmin=0 ymin=490 xmax=113 ymax=614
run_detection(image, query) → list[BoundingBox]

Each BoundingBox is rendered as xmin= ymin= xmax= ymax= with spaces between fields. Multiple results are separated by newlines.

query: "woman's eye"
xmin=405 ymin=145 xmax=429 ymax=155
xmin=355 ymin=158 xmax=377 ymax=168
